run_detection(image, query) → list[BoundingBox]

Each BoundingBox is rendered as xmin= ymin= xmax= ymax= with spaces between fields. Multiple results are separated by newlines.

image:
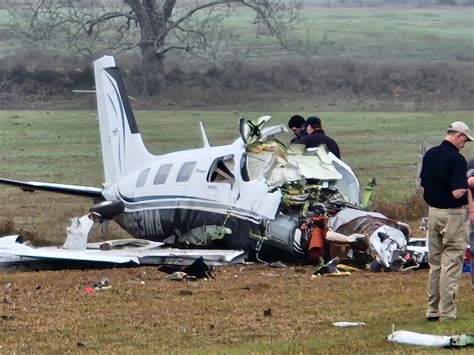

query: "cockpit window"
xmin=136 ymin=168 xmax=151 ymax=187
xmin=207 ymin=155 xmax=235 ymax=183
xmin=154 ymin=164 xmax=172 ymax=185
xmin=176 ymin=161 xmax=196 ymax=182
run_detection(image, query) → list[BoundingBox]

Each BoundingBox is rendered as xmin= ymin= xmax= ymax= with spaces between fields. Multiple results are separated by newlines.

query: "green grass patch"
xmin=1 ymin=110 xmax=473 ymax=203
xmin=1 ymin=6 xmax=473 ymax=63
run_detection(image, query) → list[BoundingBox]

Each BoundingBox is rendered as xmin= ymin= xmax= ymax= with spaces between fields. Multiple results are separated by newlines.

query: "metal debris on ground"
xmin=269 ymin=261 xmax=287 ymax=268
xmin=386 ymin=330 xmax=474 ymax=347
xmin=333 ymin=322 xmax=367 ymax=328
xmin=163 ymin=271 xmax=191 ymax=281
xmin=92 ymin=278 xmax=111 ymax=290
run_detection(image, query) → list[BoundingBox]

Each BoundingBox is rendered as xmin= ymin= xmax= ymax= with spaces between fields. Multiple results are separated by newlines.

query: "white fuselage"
xmin=103 ymin=138 xmax=282 ymax=241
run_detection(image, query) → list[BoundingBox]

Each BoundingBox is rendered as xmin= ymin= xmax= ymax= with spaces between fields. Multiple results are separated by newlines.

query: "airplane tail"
xmin=94 ymin=56 xmax=154 ymax=185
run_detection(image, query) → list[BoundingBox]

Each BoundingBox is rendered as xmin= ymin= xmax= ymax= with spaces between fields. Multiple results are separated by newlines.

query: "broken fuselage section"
xmin=97 ymin=117 xmax=360 ymax=262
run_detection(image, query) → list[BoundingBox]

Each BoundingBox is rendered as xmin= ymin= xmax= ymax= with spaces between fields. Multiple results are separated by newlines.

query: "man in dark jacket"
xmin=288 ymin=115 xmax=307 ymax=144
xmin=420 ymin=121 xmax=473 ymax=321
xmin=297 ymin=116 xmax=341 ymax=159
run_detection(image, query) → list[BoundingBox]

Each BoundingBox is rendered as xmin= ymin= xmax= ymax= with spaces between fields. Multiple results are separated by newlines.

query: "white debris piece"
xmin=0 ymin=235 xmax=245 ymax=266
xmin=63 ymin=215 xmax=94 ymax=250
xmin=386 ymin=330 xmax=474 ymax=347
xmin=333 ymin=322 xmax=367 ymax=328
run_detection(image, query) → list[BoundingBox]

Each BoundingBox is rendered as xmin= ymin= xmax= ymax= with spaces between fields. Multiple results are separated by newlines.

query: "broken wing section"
xmin=0 ymin=178 xmax=103 ymax=199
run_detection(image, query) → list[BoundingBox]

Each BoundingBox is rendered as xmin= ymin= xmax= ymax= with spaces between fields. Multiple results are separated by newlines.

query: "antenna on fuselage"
xmin=199 ymin=121 xmax=211 ymax=148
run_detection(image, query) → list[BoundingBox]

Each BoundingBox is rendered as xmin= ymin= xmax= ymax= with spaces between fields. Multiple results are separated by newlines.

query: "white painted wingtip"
xmin=199 ymin=121 xmax=211 ymax=148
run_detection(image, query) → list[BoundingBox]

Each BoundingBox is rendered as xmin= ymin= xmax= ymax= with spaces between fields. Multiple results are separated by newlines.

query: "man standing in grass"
xmin=420 ymin=121 xmax=473 ymax=321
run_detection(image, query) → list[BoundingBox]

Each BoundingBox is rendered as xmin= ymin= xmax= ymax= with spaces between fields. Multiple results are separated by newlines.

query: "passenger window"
xmin=136 ymin=168 xmax=151 ymax=187
xmin=176 ymin=161 xmax=196 ymax=182
xmin=208 ymin=155 xmax=235 ymax=183
xmin=154 ymin=164 xmax=172 ymax=185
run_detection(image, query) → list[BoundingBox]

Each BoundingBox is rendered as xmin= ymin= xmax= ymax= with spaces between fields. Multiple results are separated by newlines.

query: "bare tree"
xmin=10 ymin=0 xmax=301 ymax=95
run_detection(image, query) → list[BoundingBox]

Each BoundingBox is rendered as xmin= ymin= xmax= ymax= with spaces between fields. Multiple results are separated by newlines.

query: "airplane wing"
xmin=0 ymin=178 xmax=103 ymax=199
xmin=0 ymin=235 xmax=246 ymax=266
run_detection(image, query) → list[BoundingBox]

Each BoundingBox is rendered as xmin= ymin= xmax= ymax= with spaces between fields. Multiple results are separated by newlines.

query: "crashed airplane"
xmin=0 ymin=56 xmax=415 ymax=270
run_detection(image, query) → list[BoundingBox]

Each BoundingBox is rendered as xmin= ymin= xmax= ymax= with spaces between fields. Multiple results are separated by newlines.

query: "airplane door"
xmin=204 ymin=155 xmax=235 ymax=210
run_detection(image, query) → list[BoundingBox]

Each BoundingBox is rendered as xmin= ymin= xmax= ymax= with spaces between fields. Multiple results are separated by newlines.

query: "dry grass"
xmin=370 ymin=192 xmax=428 ymax=222
xmin=1 ymin=264 xmax=473 ymax=353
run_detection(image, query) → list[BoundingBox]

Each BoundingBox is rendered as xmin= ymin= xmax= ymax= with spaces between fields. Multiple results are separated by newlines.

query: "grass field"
xmin=1 ymin=109 xmax=473 ymax=197
xmin=0 ymin=109 xmax=473 ymax=353
xmin=0 ymin=109 xmax=473 ymax=244
xmin=1 ymin=4 xmax=473 ymax=353
xmin=1 ymin=264 xmax=473 ymax=353
xmin=225 ymin=6 xmax=474 ymax=62
xmin=1 ymin=5 xmax=473 ymax=64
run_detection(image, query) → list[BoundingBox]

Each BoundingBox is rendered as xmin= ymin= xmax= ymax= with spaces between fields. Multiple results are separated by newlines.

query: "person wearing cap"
xmin=297 ymin=116 xmax=341 ymax=158
xmin=288 ymin=115 xmax=307 ymax=144
xmin=420 ymin=121 xmax=474 ymax=321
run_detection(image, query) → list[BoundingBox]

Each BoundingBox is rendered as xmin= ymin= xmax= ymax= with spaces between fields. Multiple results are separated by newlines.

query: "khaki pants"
xmin=427 ymin=207 xmax=469 ymax=319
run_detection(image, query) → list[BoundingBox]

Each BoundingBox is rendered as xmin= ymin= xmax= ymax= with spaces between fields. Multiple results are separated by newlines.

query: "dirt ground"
xmin=1 ymin=260 xmax=474 ymax=353
xmin=1 ymin=164 xmax=473 ymax=353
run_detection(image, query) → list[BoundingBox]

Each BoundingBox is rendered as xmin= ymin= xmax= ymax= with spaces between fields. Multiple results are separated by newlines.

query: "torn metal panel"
xmin=63 ymin=215 xmax=94 ymax=250
xmin=287 ymin=149 xmax=342 ymax=181
xmin=368 ymin=225 xmax=407 ymax=268
xmin=331 ymin=157 xmax=360 ymax=205
xmin=330 ymin=208 xmax=396 ymax=232
xmin=0 ymin=235 xmax=140 ymax=264
xmin=406 ymin=238 xmax=429 ymax=265
xmin=234 ymin=179 xmax=282 ymax=220
xmin=326 ymin=208 xmax=414 ymax=271
xmin=0 ymin=235 xmax=245 ymax=267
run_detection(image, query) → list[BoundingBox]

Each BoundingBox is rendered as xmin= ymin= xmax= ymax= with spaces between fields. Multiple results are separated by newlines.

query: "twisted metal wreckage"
xmin=0 ymin=56 xmax=423 ymax=271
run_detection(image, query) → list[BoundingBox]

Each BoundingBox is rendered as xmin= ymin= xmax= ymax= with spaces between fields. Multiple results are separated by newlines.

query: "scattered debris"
xmin=0 ymin=233 xmax=245 ymax=267
xmin=328 ymin=208 xmax=416 ymax=272
xmin=333 ymin=322 xmax=367 ymax=328
xmin=92 ymin=278 xmax=111 ymax=290
xmin=312 ymin=257 xmax=351 ymax=277
xmin=314 ymin=257 xmax=340 ymax=275
xmin=269 ymin=261 xmax=287 ymax=269
xmin=406 ymin=237 xmax=429 ymax=267
xmin=127 ymin=279 xmax=146 ymax=285
xmin=183 ymin=257 xmax=214 ymax=279
xmin=386 ymin=330 xmax=474 ymax=347
xmin=263 ymin=308 xmax=272 ymax=317
xmin=163 ymin=272 xmax=189 ymax=281
xmin=179 ymin=290 xmax=193 ymax=296
xmin=63 ymin=215 xmax=93 ymax=250
xmin=259 ymin=272 xmax=279 ymax=277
